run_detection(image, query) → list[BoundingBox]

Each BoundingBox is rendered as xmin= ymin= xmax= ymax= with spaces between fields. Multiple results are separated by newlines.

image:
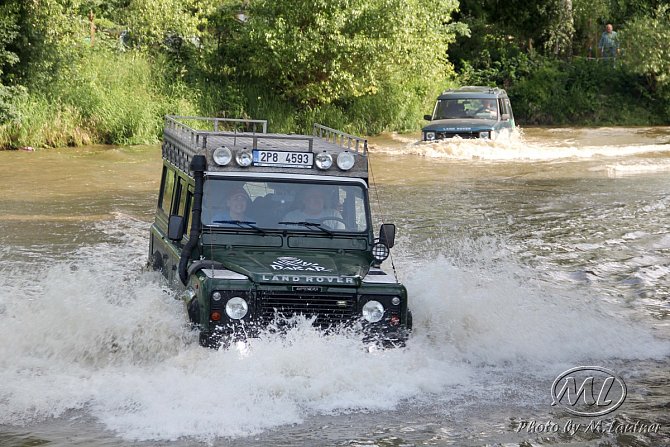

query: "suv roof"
xmin=437 ymin=86 xmax=508 ymax=100
xmin=163 ymin=116 xmax=368 ymax=179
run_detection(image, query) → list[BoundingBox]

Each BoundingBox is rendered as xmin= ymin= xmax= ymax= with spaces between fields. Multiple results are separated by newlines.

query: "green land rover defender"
xmin=149 ymin=116 xmax=411 ymax=348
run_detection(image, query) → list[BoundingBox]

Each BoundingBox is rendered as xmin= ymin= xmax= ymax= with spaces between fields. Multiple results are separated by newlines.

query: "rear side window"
xmin=159 ymin=167 xmax=176 ymax=213
xmin=176 ymin=177 xmax=188 ymax=217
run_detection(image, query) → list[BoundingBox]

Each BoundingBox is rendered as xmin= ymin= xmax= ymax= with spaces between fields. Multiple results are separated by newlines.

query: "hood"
xmin=423 ymin=118 xmax=496 ymax=132
xmin=209 ymin=248 xmax=371 ymax=286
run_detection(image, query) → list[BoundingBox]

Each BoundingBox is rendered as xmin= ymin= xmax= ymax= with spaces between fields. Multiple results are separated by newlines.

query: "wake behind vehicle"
xmin=422 ymin=86 xmax=515 ymax=141
xmin=149 ymin=116 xmax=411 ymax=348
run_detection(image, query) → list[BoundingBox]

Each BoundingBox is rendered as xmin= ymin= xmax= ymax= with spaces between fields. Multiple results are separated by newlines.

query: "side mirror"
xmin=501 ymin=113 xmax=510 ymax=120
xmin=168 ymin=215 xmax=185 ymax=241
xmin=423 ymin=114 xmax=433 ymax=121
xmin=379 ymin=223 xmax=396 ymax=248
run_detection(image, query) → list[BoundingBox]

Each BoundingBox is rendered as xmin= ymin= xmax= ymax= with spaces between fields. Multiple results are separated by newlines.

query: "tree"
xmin=229 ymin=0 xmax=465 ymax=106
xmin=0 ymin=2 xmax=21 ymax=123
xmin=620 ymin=5 xmax=670 ymax=91
xmin=122 ymin=0 xmax=217 ymax=52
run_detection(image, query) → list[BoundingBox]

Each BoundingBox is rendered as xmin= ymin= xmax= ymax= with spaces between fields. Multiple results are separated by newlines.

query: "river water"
xmin=0 ymin=127 xmax=669 ymax=447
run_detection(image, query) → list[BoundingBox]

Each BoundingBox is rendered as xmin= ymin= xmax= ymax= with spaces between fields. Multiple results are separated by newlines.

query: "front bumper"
xmin=199 ymin=319 xmax=411 ymax=349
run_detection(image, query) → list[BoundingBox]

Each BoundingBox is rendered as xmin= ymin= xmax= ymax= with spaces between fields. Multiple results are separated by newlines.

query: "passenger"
xmin=598 ymin=23 xmax=619 ymax=59
xmin=213 ymin=185 xmax=251 ymax=222
xmin=283 ymin=187 xmax=345 ymax=230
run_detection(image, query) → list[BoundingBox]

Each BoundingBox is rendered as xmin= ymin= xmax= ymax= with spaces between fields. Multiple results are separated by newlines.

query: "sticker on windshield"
xmin=270 ymin=256 xmax=332 ymax=272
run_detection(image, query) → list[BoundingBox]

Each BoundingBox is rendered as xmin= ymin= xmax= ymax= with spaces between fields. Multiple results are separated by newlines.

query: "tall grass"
xmin=0 ymin=48 xmax=203 ymax=149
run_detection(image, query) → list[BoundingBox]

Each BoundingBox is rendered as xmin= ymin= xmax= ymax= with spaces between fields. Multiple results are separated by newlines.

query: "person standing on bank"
xmin=598 ymin=23 xmax=619 ymax=59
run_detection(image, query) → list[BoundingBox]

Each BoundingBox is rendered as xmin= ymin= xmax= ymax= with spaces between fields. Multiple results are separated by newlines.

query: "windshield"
xmin=433 ymin=98 xmax=499 ymax=120
xmin=202 ymin=178 xmax=369 ymax=233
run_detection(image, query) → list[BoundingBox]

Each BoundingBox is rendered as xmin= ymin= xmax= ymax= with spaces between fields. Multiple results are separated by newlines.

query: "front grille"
xmin=257 ymin=291 xmax=356 ymax=327
xmin=438 ymin=132 xmax=478 ymax=139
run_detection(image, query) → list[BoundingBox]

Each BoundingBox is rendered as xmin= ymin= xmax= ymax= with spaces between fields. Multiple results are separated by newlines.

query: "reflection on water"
xmin=0 ymin=128 xmax=669 ymax=446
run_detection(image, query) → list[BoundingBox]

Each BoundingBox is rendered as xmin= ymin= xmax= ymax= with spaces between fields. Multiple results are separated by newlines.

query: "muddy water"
xmin=0 ymin=127 xmax=669 ymax=446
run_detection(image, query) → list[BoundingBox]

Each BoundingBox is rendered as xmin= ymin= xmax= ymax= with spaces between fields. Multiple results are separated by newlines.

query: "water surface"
xmin=0 ymin=127 xmax=669 ymax=446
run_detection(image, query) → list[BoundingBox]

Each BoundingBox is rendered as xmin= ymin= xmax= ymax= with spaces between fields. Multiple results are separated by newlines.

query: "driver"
xmin=283 ymin=186 xmax=345 ymax=229
xmin=476 ymin=99 xmax=498 ymax=118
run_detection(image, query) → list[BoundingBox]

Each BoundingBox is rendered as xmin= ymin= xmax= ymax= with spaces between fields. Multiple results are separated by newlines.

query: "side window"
xmin=184 ymin=187 xmax=194 ymax=235
xmin=177 ymin=177 xmax=188 ymax=217
xmin=159 ymin=167 xmax=176 ymax=213
xmin=503 ymin=99 xmax=513 ymax=119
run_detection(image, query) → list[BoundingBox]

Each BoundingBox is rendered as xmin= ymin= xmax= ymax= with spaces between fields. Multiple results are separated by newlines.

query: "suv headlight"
xmin=425 ymin=131 xmax=436 ymax=141
xmin=362 ymin=300 xmax=384 ymax=323
xmin=225 ymin=297 xmax=248 ymax=319
xmin=478 ymin=131 xmax=490 ymax=139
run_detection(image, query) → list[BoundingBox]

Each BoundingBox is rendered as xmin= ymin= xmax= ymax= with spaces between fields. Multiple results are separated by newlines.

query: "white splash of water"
xmin=370 ymin=128 xmax=670 ymax=162
xmin=0 ymin=217 xmax=667 ymax=442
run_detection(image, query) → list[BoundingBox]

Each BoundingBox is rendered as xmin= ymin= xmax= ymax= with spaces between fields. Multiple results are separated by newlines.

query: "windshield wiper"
xmin=212 ymin=220 xmax=266 ymax=235
xmin=278 ymin=221 xmax=333 ymax=236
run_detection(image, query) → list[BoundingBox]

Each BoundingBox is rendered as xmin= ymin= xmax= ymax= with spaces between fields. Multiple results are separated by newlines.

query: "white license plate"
xmin=252 ymin=150 xmax=313 ymax=168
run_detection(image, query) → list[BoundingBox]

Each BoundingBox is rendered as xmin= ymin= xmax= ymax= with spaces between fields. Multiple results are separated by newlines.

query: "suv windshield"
xmin=201 ymin=178 xmax=369 ymax=232
xmin=434 ymin=98 xmax=499 ymax=120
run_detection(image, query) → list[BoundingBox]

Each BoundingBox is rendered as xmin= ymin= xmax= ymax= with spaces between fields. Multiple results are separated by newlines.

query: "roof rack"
xmin=162 ymin=116 xmax=368 ymax=177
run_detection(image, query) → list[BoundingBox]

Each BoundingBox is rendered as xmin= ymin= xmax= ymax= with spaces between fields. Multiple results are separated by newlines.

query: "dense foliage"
xmin=452 ymin=0 xmax=670 ymax=125
xmin=0 ymin=0 xmax=667 ymax=148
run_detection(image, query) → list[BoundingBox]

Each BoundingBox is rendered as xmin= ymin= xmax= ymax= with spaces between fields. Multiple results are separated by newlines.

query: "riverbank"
xmin=1 ymin=53 xmax=668 ymax=151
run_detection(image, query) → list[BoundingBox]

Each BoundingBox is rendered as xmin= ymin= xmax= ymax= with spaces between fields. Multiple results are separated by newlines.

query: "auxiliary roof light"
xmin=315 ymin=151 xmax=333 ymax=170
xmin=236 ymin=149 xmax=253 ymax=167
xmin=336 ymin=151 xmax=355 ymax=170
xmin=213 ymin=146 xmax=232 ymax=166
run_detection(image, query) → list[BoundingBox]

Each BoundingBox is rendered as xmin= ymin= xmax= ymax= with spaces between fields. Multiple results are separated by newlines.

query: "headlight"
xmin=362 ymin=300 xmax=384 ymax=323
xmin=336 ymin=151 xmax=355 ymax=170
xmin=425 ymin=131 xmax=436 ymax=141
xmin=236 ymin=150 xmax=253 ymax=167
xmin=315 ymin=151 xmax=333 ymax=170
xmin=478 ymin=131 xmax=490 ymax=139
xmin=225 ymin=297 xmax=248 ymax=319
xmin=213 ymin=146 xmax=232 ymax=166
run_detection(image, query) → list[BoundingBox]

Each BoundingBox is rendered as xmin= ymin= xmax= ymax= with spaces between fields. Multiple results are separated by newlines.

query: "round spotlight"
xmin=371 ymin=241 xmax=390 ymax=263
xmin=213 ymin=146 xmax=232 ymax=166
xmin=391 ymin=296 xmax=401 ymax=306
xmin=236 ymin=150 xmax=253 ymax=167
xmin=336 ymin=151 xmax=355 ymax=170
xmin=212 ymin=291 xmax=222 ymax=301
xmin=315 ymin=152 xmax=333 ymax=170
xmin=362 ymin=300 xmax=384 ymax=323
xmin=225 ymin=297 xmax=248 ymax=319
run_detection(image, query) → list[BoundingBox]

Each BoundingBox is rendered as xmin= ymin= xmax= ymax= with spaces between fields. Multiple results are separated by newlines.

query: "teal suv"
xmin=422 ymin=86 xmax=515 ymax=141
